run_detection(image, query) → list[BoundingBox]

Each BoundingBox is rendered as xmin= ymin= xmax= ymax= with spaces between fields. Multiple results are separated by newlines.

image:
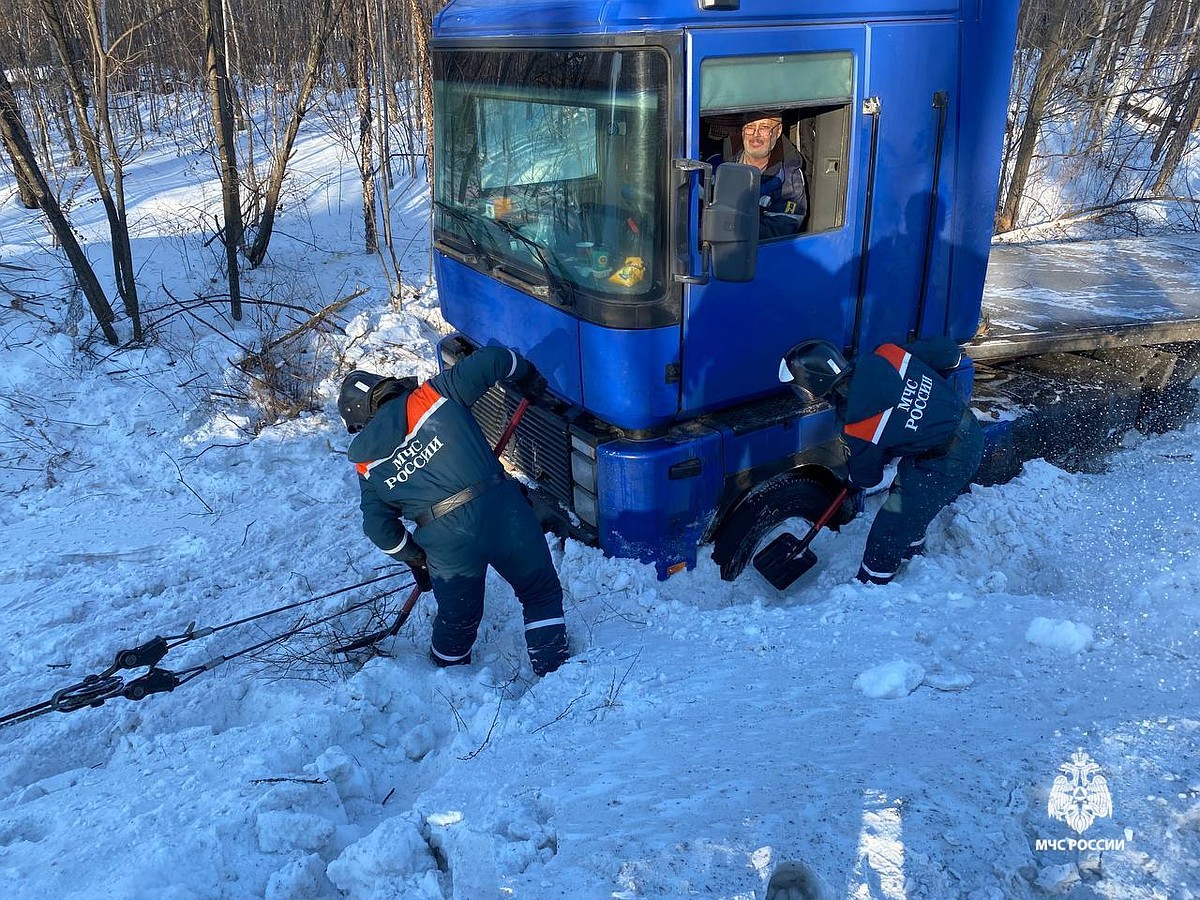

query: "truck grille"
xmin=471 ymin=386 xmax=573 ymax=510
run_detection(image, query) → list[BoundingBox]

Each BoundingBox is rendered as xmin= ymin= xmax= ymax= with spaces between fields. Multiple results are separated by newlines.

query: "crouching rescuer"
xmin=338 ymin=346 xmax=569 ymax=676
xmin=779 ymin=337 xmax=984 ymax=585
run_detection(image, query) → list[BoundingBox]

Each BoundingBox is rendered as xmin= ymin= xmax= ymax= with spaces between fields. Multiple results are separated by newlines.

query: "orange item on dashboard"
xmin=608 ymin=256 xmax=646 ymax=287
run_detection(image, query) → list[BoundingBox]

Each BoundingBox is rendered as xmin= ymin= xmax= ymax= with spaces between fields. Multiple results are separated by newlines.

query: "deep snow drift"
xmin=1 ymin=129 xmax=1198 ymax=900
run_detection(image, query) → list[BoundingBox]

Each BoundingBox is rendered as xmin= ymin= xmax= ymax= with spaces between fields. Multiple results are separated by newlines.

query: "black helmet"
xmin=338 ymin=370 xmax=385 ymax=434
xmin=339 ymin=371 xmax=419 ymax=434
xmin=778 ymin=340 xmax=851 ymax=402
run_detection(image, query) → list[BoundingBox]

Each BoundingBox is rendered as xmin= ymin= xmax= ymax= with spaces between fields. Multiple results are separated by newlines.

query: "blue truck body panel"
xmin=717 ymin=406 xmax=842 ymax=480
xmin=435 ymin=255 xmax=583 ymax=405
xmin=855 ymin=21 xmax=960 ymax=343
xmin=680 ymin=23 xmax=865 ymax=415
xmin=680 ymin=229 xmax=858 ymax=415
xmin=579 ymin=322 xmax=681 ymax=429
xmin=592 ymin=403 xmax=842 ymax=575
xmin=436 ymin=0 xmax=962 ymax=34
xmin=595 ymin=426 xmax=725 ymax=578
xmin=948 ymin=0 xmax=1023 ymax=342
xmin=436 ymin=256 xmax=682 ymax=430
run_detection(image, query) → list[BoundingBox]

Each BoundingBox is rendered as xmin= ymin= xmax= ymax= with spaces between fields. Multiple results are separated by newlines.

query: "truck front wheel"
xmin=709 ymin=471 xmax=849 ymax=582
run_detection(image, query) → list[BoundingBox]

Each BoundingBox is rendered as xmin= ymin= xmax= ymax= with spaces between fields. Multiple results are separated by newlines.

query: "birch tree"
xmin=36 ymin=0 xmax=143 ymax=339
xmin=203 ymin=0 xmax=243 ymax=320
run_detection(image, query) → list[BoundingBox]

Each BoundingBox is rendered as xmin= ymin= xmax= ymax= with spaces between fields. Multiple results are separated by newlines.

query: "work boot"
xmin=855 ymin=564 xmax=895 ymax=585
xmin=429 ymin=648 xmax=471 ymax=668
xmin=528 ymin=635 xmax=569 ymax=677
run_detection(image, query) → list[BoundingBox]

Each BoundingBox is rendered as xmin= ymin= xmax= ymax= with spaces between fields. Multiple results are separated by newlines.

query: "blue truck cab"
xmin=430 ymin=0 xmax=1021 ymax=579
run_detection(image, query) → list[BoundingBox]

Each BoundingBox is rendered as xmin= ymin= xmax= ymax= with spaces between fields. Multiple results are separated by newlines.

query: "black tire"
xmin=710 ymin=472 xmax=843 ymax=582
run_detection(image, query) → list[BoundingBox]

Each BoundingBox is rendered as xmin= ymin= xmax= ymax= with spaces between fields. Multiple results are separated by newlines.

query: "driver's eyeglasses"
xmin=743 ymin=122 xmax=780 ymax=137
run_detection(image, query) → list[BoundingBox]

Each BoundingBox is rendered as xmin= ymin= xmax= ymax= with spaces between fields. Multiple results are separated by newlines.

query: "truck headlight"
xmin=570 ymin=433 xmax=598 ymax=527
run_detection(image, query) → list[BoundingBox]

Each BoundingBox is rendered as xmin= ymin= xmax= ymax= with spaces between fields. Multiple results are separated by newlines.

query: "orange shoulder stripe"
xmin=845 ymin=407 xmax=893 ymax=445
xmin=407 ymin=384 xmax=441 ymax=423
xmin=845 ymin=413 xmax=883 ymax=442
xmin=405 ymin=383 xmax=445 ymax=438
xmin=875 ymin=343 xmax=911 ymax=377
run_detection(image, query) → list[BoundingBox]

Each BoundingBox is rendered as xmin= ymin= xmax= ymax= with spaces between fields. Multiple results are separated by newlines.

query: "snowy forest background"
xmin=2 ymin=0 xmax=1200 ymax=357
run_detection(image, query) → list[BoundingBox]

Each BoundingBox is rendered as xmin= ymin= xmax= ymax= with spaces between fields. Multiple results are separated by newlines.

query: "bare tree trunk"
xmin=37 ymin=0 xmax=142 ymax=339
xmin=83 ymin=0 xmax=141 ymax=338
xmin=1150 ymin=66 xmax=1200 ymax=195
xmin=2 ymin=132 xmax=39 ymax=206
xmin=220 ymin=0 xmax=248 ymax=132
xmin=1 ymin=62 xmax=42 ymax=210
xmin=203 ymin=0 xmax=243 ymax=321
xmin=405 ymin=0 xmax=434 ymax=178
xmin=0 ymin=69 xmax=119 ymax=345
xmin=246 ymin=0 xmax=350 ymax=267
xmin=363 ymin=0 xmax=397 ymax=295
xmin=374 ymin=0 xmax=394 ymax=190
xmin=356 ymin=4 xmax=378 ymax=254
xmin=54 ymin=85 xmax=82 ymax=167
xmin=403 ymin=0 xmax=436 ymax=180
xmin=997 ymin=0 xmax=1072 ymax=232
xmin=998 ymin=62 xmax=1056 ymax=231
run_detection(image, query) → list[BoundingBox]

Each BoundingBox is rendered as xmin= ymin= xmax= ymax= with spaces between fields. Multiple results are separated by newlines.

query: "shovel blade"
xmin=752 ymin=532 xmax=819 ymax=590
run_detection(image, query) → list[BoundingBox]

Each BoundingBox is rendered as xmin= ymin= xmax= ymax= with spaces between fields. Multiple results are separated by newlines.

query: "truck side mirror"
xmin=701 ymin=163 xmax=760 ymax=282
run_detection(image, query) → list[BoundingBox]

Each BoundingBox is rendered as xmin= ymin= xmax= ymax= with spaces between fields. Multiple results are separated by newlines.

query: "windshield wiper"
xmin=436 ymin=200 xmax=577 ymax=308
xmin=484 ymin=215 xmax=577 ymax=308
xmin=433 ymin=200 xmax=497 ymax=268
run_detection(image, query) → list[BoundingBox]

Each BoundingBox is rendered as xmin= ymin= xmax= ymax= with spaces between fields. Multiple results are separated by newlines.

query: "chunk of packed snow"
xmin=921 ymin=665 xmax=975 ymax=692
xmin=1026 ymin=616 xmax=1094 ymax=654
xmin=325 ymin=815 xmax=439 ymax=898
xmin=853 ymin=659 xmax=925 ymax=698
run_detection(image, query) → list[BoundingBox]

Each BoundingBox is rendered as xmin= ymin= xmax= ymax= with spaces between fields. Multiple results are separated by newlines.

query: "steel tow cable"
xmin=4 ymin=386 xmax=540 ymax=727
xmin=0 ymin=569 xmax=412 ymax=728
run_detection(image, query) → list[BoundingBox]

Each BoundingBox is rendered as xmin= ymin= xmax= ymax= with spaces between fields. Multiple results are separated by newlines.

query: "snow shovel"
xmin=752 ymin=486 xmax=849 ymax=590
xmin=332 ymin=397 xmax=532 ymax=655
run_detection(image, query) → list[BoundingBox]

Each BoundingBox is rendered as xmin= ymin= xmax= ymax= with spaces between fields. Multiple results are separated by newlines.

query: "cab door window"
xmin=699 ymin=52 xmax=853 ymax=238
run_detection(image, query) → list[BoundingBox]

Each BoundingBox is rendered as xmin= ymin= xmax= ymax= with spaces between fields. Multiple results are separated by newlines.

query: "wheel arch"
xmin=707 ymin=463 xmax=848 ymax=582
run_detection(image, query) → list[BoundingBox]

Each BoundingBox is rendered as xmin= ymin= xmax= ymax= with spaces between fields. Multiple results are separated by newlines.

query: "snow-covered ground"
xmin=1 ymin=127 xmax=1198 ymax=900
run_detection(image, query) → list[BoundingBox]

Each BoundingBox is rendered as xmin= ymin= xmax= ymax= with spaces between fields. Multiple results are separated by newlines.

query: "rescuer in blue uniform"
xmin=779 ymin=337 xmax=984 ymax=584
xmin=338 ymin=347 xmax=569 ymax=676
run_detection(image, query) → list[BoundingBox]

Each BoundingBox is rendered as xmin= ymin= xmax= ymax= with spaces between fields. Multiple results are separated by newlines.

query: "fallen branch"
xmin=249 ymin=776 xmax=327 ymax=785
xmin=996 ymin=195 xmax=1200 ymax=240
xmin=249 ymin=288 xmax=363 ymax=359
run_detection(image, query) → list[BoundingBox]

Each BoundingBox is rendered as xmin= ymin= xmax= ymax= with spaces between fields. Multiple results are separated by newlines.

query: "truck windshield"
xmin=434 ymin=48 xmax=667 ymax=304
